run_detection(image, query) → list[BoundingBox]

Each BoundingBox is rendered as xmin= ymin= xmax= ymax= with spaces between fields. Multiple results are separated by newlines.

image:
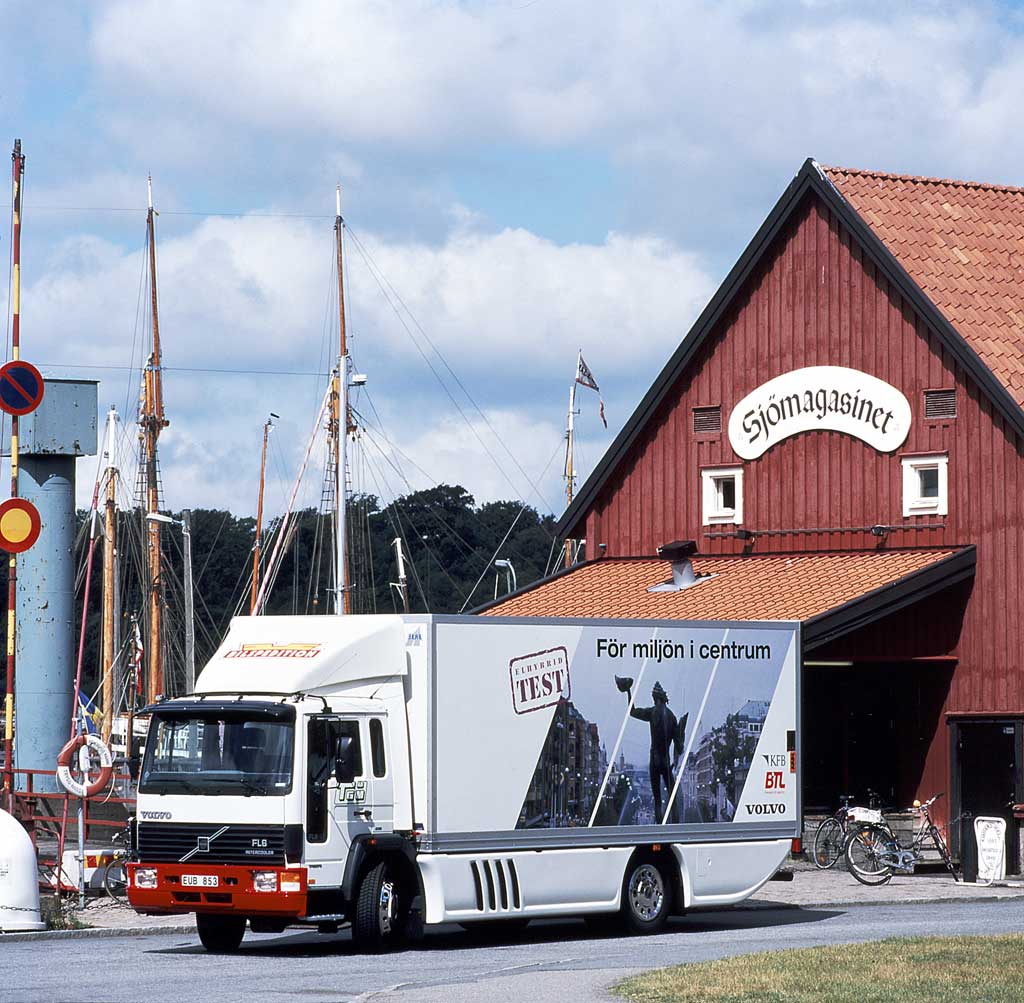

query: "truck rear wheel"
xmin=196 ymin=913 xmax=246 ymax=953
xmin=621 ymin=858 xmax=670 ymax=935
xmin=352 ymin=861 xmax=404 ymax=953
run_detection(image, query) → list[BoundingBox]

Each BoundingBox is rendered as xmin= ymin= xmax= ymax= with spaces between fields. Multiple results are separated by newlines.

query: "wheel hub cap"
xmin=379 ymin=879 xmax=396 ymax=935
xmin=629 ymin=864 xmax=664 ymax=921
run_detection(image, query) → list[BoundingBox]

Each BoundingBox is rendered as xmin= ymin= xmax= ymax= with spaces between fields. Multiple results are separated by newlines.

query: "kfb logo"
xmin=406 ymin=628 xmax=423 ymax=647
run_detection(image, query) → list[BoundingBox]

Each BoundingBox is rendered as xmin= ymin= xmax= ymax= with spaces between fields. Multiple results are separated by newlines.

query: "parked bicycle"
xmin=812 ymin=791 xmax=881 ymax=869
xmin=102 ymin=826 xmax=131 ymax=904
xmin=844 ymin=792 xmax=958 ymax=885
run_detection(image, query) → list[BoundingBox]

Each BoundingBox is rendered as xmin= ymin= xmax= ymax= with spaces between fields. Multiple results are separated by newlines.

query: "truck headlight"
xmin=253 ymin=871 xmax=278 ymax=893
xmin=134 ymin=868 xmax=158 ymax=889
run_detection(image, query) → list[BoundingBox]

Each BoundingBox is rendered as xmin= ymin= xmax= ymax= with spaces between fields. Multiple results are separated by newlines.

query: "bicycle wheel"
xmin=103 ymin=858 xmax=128 ymax=903
xmin=845 ymin=824 xmax=894 ymax=885
xmin=813 ymin=818 xmax=845 ymax=869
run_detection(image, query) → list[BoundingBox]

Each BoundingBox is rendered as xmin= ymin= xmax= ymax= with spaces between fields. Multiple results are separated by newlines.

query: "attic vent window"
xmin=693 ymin=405 xmax=722 ymax=435
xmin=701 ymin=466 xmax=743 ymax=525
xmin=924 ymin=389 xmax=956 ymax=420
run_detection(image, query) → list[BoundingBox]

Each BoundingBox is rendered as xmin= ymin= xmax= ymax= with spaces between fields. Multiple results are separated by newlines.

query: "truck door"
xmin=306 ymin=716 xmax=371 ymax=885
xmin=366 ymin=716 xmax=394 ymax=833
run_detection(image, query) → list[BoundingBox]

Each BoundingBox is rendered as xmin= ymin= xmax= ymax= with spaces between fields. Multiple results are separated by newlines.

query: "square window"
xmin=901 ymin=455 xmax=948 ymax=517
xmin=702 ymin=466 xmax=743 ymax=525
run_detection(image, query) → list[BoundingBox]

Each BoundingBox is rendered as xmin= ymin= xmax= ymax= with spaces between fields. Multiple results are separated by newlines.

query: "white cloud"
xmin=86 ymin=1 xmax=1022 ymax=179
xmin=10 ymin=210 xmax=711 ymax=514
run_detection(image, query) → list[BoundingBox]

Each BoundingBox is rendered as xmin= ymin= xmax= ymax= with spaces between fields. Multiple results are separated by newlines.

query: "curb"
xmin=2 ymin=923 xmax=196 ymax=942
xmin=740 ymin=893 xmax=1024 ymax=911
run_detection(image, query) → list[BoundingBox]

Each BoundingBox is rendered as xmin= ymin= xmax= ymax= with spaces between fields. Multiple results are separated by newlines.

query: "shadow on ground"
xmin=150 ymin=906 xmax=843 ymax=959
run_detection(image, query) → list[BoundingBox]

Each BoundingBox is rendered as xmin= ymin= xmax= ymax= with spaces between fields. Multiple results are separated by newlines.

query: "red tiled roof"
xmin=826 ymin=166 xmax=1024 ymax=404
xmin=481 ymin=549 xmax=961 ymax=622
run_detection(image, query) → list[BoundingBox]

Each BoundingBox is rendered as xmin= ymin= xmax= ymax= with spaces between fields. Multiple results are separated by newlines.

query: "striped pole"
xmin=3 ymin=140 xmax=24 ymax=798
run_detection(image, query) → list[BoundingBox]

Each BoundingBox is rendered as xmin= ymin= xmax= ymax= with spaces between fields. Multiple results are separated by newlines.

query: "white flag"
xmin=575 ymin=352 xmax=607 ymax=428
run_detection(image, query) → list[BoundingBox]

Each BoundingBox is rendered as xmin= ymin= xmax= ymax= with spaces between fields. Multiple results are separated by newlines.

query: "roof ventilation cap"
xmin=650 ymin=540 xmax=714 ymax=593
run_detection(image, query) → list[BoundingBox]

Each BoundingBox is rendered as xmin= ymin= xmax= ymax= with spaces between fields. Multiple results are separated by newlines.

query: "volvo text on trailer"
xmin=126 ymin=614 xmax=800 ymax=951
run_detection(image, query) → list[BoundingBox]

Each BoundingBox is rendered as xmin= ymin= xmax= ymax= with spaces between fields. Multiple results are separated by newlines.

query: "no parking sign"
xmin=0 ymin=360 xmax=44 ymax=416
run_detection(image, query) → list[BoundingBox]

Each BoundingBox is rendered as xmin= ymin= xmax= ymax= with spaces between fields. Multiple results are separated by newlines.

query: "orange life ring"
xmin=56 ymin=733 xmax=113 ymax=798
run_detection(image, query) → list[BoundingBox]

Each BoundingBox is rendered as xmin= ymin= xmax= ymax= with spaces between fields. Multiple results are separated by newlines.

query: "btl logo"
xmin=764 ymin=771 xmax=786 ymax=791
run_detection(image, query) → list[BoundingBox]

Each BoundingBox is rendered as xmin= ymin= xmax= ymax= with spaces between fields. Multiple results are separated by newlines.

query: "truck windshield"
xmin=140 ymin=708 xmax=294 ymax=796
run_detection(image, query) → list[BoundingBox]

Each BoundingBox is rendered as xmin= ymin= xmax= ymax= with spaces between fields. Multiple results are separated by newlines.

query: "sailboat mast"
xmin=143 ymin=176 xmax=168 ymax=700
xmin=3 ymin=140 xmax=24 ymax=799
xmin=250 ymin=414 xmax=275 ymax=614
xmin=334 ymin=185 xmax=350 ymax=615
xmin=563 ymin=374 xmax=577 ymax=569
xmin=100 ymin=407 xmax=119 ymax=741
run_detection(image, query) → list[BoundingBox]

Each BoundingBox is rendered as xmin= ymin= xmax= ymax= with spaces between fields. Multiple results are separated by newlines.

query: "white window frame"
xmin=901 ymin=454 xmax=948 ymax=517
xmin=701 ymin=466 xmax=743 ymax=525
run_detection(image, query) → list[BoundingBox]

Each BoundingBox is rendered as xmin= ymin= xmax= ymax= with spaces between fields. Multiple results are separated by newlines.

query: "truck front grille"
xmin=137 ymin=822 xmax=286 ymax=865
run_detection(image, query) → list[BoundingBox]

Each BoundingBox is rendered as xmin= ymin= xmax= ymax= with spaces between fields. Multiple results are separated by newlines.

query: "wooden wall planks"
xmin=579 ymin=191 xmax=1023 ymax=715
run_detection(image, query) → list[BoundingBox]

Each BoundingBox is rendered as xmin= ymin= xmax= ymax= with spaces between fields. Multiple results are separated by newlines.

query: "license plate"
xmin=182 ymin=874 xmax=219 ymax=888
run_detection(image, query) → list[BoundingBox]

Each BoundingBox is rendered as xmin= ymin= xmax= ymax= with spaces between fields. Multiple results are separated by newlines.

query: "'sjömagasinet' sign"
xmin=727 ymin=366 xmax=911 ymax=460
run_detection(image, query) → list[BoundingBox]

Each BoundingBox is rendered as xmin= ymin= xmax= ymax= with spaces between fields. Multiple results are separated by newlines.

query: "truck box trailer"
xmin=126 ymin=614 xmax=800 ymax=952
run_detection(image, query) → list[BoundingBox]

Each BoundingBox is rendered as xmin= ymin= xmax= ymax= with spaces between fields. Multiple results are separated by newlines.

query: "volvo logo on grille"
xmin=179 ymin=825 xmax=229 ymax=863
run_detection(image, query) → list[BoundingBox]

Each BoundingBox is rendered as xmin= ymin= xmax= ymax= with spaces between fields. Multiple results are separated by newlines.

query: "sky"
xmin=4 ymin=0 xmax=1024 ymax=529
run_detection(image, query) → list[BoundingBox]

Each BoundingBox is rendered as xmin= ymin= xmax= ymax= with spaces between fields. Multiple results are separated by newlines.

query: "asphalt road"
xmin=6 ymin=900 xmax=1024 ymax=1003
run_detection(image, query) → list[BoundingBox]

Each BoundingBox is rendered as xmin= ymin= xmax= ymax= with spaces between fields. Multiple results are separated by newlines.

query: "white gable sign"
xmin=727 ymin=366 xmax=912 ymax=460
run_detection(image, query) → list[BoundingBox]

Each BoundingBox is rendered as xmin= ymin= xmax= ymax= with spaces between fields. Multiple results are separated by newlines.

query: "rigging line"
xmin=193 ymin=509 xmax=233 ymax=587
xmin=458 ymin=436 xmax=564 ymax=614
xmin=123 ymin=225 xmax=150 ymax=422
xmin=0 ymin=203 xmax=336 ymax=219
xmin=43 ymin=362 xmax=334 ymax=378
xmin=356 ymin=412 xmax=554 ymax=566
xmin=360 ymin=448 xmax=428 ymax=610
xmin=317 ymin=241 xmax=336 ymax=391
xmin=343 ymin=229 xmax=538 ymax=508
xmin=253 ymin=385 xmax=332 ymax=613
xmin=365 ymin=460 xmax=469 ymax=605
xmin=358 ymin=425 xmax=479 ymax=559
xmin=352 ymin=385 xmax=545 ymax=545
xmin=346 ymin=224 xmax=558 ymax=515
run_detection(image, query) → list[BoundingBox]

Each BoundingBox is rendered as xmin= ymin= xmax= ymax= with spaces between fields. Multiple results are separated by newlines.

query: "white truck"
xmin=126 ymin=614 xmax=800 ymax=952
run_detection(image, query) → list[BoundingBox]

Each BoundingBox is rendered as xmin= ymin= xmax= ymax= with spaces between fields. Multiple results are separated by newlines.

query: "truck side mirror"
xmin=334 ymin=735 xmax=355 ymax=785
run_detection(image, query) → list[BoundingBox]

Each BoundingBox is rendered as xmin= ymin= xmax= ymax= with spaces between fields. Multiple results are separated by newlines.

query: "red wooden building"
xmin=483 ymin=160 xmax=1024 ymax=868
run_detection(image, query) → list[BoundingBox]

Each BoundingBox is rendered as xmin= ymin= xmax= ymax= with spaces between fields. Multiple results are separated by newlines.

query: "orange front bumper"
xmin=126 ymin=862 xmax=308 ymax=917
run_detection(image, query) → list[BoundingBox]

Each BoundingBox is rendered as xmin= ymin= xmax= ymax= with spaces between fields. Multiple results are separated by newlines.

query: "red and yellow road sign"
xmin=0 ymin=498 xmax=40 ymax=553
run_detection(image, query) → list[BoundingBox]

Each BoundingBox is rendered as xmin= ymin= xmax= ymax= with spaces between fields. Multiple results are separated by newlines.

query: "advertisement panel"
xmin=432 ymin=618 xmax=798 ymax=839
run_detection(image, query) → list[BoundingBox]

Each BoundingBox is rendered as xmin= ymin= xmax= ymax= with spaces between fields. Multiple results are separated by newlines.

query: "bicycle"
xmin=844 ymin=793 xmax=958 ymax=885
xmin=101 ymin=827 xmax=131 ymax=904
xmin=812 ymin=791 xmax=881 ymax=869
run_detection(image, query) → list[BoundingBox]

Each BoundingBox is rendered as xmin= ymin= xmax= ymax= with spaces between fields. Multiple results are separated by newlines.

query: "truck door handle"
xmin=353 ymin=808 xmax=372 ymax=819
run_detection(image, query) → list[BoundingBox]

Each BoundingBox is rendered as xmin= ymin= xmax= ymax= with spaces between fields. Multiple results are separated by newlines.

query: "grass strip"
xmin=613 ymin=934 xmax=1024 ymax=1003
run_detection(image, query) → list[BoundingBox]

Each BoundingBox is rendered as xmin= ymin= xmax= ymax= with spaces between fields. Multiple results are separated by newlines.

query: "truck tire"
xmin=621 ymin=857 xmax=671 ymax=935
xmin=196 ymin=913 xmax=246 ymax=953
xmin=352 ymin=860 xmax=404 ymax=953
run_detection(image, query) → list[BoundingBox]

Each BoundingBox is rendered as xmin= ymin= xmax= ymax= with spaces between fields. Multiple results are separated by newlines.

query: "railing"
xmin=5 ymin=766 xmax=136 ymax=892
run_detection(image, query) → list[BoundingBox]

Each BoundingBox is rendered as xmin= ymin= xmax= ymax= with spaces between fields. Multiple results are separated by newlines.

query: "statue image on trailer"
xmin=623 ymin=680 xmax=688 ymax=825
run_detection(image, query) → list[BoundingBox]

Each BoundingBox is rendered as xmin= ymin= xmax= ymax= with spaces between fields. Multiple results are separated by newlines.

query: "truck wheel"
xmin=353 ymin=861 xmax=404 ymax=953
xmin=196 ymin=913 xmax=246 ymax=953
xmin=621 ymin=858 xmax=670 ymax=935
